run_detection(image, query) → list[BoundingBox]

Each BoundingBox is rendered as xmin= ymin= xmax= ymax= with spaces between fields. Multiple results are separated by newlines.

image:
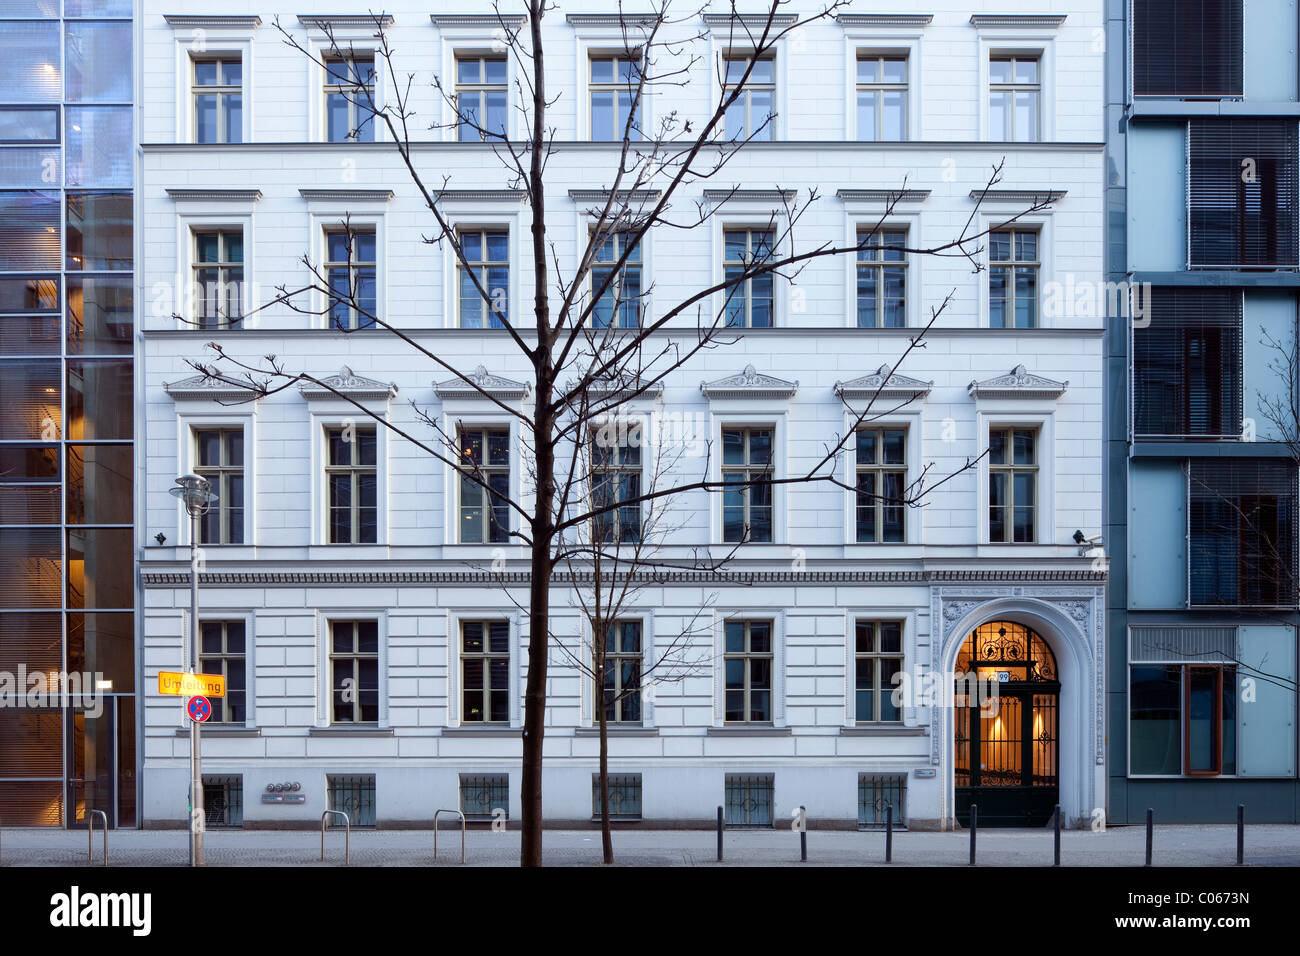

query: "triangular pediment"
xmin=434 ymin=365 xmax=531 ymax=400
xmin=164 ymin=373 xmax=261 ymax=403
xmin=967 ymin=365 xmax=1067 ymax=399
xmin=299 ymin=366 xmax=398 ymax=401
xmin=700 ymin=365 xmax=798 ymax=400
xmin=835 ymin=365 xmax=933 ymax=400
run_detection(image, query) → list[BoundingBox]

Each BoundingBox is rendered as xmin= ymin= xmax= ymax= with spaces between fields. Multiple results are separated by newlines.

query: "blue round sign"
xmin=187 ymin=695 xmax=211 ymax=722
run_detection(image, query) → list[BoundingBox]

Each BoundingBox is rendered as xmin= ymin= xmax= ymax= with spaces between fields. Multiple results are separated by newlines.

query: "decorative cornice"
xmin=835 ymin=365 xmax=933 ymax=401
xmin=968 ymin=365 xmax=1068 ymax=400
xmin=165 ymin=188 xmax=262 ymax=203
xmin=969 ymin=188 xmax=1067 ymax=204
xmin=568 ymin=188 xmax=663 ymax=204
xmin=164 ymin=373 xmax=261 ymax=404
xmin=299 ymin=188 xmax=394 ymax=203
xmin=297 ymin=14 xmax=394 ymax=30
xmin=435 ymin=365 xmax=530 ymax=401
xmin=702 ymin=188 xmax=796 ymax=204
xmin=434 ymin=189 xmax=528 ymax=204
xmin=837 ymin=188 xmax=931 ymax=204
xmin=163 ymin=15 xmax=262 ymax=29
xmin=299 ymin=366 xmax=398 ymax=401
xmin=702 ymin=13 xmax=798 ymax=30
xmin=431 ymin=14 xmax=527 ymax=29
xmin=701 ymin=364 xmax=798 ymax=400
xmin=835 ymin=14 xmax=934 ymax=28
xmin=969 ymin=14 xmax=1067 ymax=28
xmin=585 ymin=378 xmax=665 ymax=400
xmin=566 ymin=13 xmax=664 ymax=28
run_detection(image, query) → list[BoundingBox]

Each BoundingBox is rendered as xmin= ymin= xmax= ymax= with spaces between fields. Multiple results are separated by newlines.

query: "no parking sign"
xmin=187 ymin=695 xmax=212 ymax=722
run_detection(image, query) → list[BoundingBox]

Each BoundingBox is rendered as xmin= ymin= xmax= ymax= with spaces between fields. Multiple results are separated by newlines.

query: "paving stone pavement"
xmin=1 ymin=824 xmax=1298 ymax=866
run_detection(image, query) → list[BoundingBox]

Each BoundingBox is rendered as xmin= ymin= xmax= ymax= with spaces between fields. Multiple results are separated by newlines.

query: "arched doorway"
xmin=954 ymin=622 xmax=1060 ymax=827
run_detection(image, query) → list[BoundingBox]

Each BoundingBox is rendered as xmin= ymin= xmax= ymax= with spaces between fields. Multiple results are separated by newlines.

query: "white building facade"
xmin=137 ymin=1 xmax=1107 ymax=830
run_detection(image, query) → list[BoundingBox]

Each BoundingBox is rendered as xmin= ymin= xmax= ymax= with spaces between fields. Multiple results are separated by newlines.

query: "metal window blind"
xmin=1130 ymin=625 xmax=1235 ymax=663
xmin=1189 ymin=119 xmax=1299 ymax=267
xmin=1132 ymin=0 xmax=1242 ymax=97
xmin=1132 ymin=288 xmax=1241 ymax=437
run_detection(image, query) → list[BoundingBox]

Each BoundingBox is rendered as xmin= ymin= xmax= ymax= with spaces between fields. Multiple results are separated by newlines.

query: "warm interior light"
xmin=96 ymin=680 xmax=112 ymax=690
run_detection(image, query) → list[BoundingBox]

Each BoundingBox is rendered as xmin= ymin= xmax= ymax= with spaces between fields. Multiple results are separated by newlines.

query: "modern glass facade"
xmin=0 ymin=0 xmax=134 ymax=827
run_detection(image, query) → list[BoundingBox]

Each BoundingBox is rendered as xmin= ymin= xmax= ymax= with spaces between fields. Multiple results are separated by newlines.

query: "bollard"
xmin=88 ymin=810 xmax=108 ymax=866
xmin=1053 ymin=804 xmax=1061 ymax=866
xmin=799 ymin=805 xmax=807 ymax=862
xmin=1236 ymin=804 xmax=1244 ymax=866
xmin=1144 ymin=808 xmax=1153 ymax=867
xmin=320 ymin=810 xmax=351 ymax=865
xmin=716 ymin=806 xmax=723 ymax=862
xmin=969 ymin=805 xmax=977 ymax=865
xmin=885 ymin=803 xmax=893 ymax=864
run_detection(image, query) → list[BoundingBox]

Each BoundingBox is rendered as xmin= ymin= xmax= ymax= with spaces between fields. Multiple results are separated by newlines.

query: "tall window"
xmin=856 ymin=229 xmax=906 ymax=328
xmin=724 ymin=619 xmax=773 ymax=723
xmin=723 ymin=229 xmax=774 ymax=328
xmin=325 ymin=228 xmax=377 ymax=330
xmin=989 ymin=55 xmax=1040 ymax=142
xmin=326 ymin=425 xmax=377 ymax=544
xmin=591 ymin=429 xmax=641 ymax=543
xmin=194 ymin=427 xmax=244 ymax=545
xmin=455 ymin=55 xmax=507 ymax=141
xmin=989 ymin=229 xmax=1038 ymax=329
xmin=330 ymin=620 xmax=379 ymax=724
xmin=192 ymin=56 xmax=242 ymax=144
xmin=589 ymin=54 xmax=642 ymax=141
xmin=461 ymin=620 xmax=509 ymax=723
xmin=723 ymin=55 xmax=775 ymax=141
xmin=192 ymin=229 xmax=243 ymax=329
xmin=988 ymin=427 xmax=1037 ymax=543
xmin=458 ymin=427 xmax=510 ymax=543
xmin=590 ymin=231 xmax=643 ymax=328
xmin=457 ymin=229 xmax=509 ymax=328
xmin=855 ymin=620 xmax=903 ymax=723
xmin=722 ymin=427 xmax=773 ymax=543
xmin=199 ymin=621 xmax=246 ymax=724
xmin=324 ymin=55 xmax=376 ymax=143
xmin=599 ymin=620 xmax=642 ymax=723
xmin=856 ymin=427 xmax=905 ymax=543
xmin=1133 ymin=0 xmax=1243 ymax=98
xmin=856 ymin=55 xmax=907 ymax=141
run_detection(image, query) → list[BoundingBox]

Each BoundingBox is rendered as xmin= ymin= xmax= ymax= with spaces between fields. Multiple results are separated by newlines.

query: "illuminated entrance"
xmin=954 ymin=622 xmax=1060 ymax=827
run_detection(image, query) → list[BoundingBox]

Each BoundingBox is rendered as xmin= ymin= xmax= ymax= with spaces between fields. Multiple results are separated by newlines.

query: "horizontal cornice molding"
xmin=969 ymin=188 xmax=1067 ymax=203
xmin=568 ymin=188 xmax=662 ymax=203
xmin=431 ymin=14 xmax=527 ymax=29
xmin=142 ymin=140 xmax=1105 ymax=153
xmin=702 ymin=188 xmax=796 ymax=204
xmin=166 ymin=188 xmax=262 ymax=203
xmin=969 ymin=15 xmax=1067 ymax=28
xmin=835 ymin=14 xmax=934 ymax=28
xmin=435 ymin=189 xmax=528 ymax=203
xmin=702 ymin=13 xmax=798 ymax=29
xmin=566 ymin=13 xmax=664 ymax=27
xmin=163 ymin=14 xmax=262 ymax=29
xmin=299 ymin=188 xmax=394 ymax=203
xmin=837 ymin=188 xmax=930 ymax=203
xmin=297 ymin=14 xmax=394 ymax=29
xmin=142 ymin=568 xmax=1108 ymax=587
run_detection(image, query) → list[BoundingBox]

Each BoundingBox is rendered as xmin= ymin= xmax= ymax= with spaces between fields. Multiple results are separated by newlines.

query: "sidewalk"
xmin=2 ymin=824 xmax=1298 ymax=866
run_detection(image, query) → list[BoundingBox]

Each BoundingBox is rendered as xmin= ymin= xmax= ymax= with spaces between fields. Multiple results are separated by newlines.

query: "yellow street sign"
xmin=158 ymin=671 xmax=226 ymax=698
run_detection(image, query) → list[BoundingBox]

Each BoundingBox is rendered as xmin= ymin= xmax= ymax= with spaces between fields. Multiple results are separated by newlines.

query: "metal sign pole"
xmin=189 ymin=509 xmax=204 ymax=867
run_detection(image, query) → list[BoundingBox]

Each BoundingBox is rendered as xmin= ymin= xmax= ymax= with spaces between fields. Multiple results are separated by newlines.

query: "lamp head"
xmin=169 ymin=473 xmax=218 ymax=516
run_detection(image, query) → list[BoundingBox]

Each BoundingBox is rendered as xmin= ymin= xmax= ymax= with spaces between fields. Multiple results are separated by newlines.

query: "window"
xmin=199 ymin=621 xmax=246 ymax=724
xmin=461 ymin=620 xmax=509 ymax=723
xmin=1130 ymin=664 xmax=1237 ymax=776
xmin=326 ymin=426 xmax=377 ymax=545
xmin=456 ymin=229 xmax=509 ymax=328
xmin=329 ymin=621 xmax=379 ymax=724
xmin=455 ymin=55 xmax=507 ymax=141
xmin=989 ymin=55 xmax=1039 ymax=142
xmin=1188 ymin=119 xmax=1299 ymax=268
xmin=858 ymin=773 xmax=906 ymax=829
xmin=194 ymin=427 xmax=244 ymax=545
xmin=724 ymin=773 xmax=774 ymax=827
xmin=460 ymin=773 xmax=508 ymax=820
xmin=457 ymin=427 xmax=510 ymax=543
xmin=1132 ymin=288 xmax=1242 ymax=438
xmin=723 ymin=55 xmax=774 ymax=141
xmin=989 ymin=229 xmax=1038 ymax=329
xmin=856 ymin=229 xmax=906 ymax=328
xmin=592 ymin=773 xmax=642 ymax=820
xmin=599 ymin=620 xmax=642 ymax=723
xmin=325 ymin=228 xmax=377 ymax=330
xmin=855 ymin=620 xmax=903 ymax=723
xmin=327 ymin=774 xmax=376 ymax=826
xmin=591 ymin=430 xmax=641 ymax=543
xmin=722 ymin=427 xmax=773 ymax=543
xmin=856 ymin=428 xmax=906 ymax=543
xmin=202 ymin=775 xmax=243 ymax=829
xmin=724 ymin=619 xmax=773 ymax=723
xmin=324 ymin=55 xmax=376 ymax=142
xmin=590 ymin=231 xmax=643 ymax=328
xmin=1189 ymin=459 xmax=1298 ymax=606
xmin=192 ymin=56 xmax=242 ymax=144
xmin=988 ymin=428 xmax=1037 ymax=543
xmin=1132 ymin=0 xmax=1242 ymax=98
xmin=589 ymin=55 xmax=642 ymax=141
xmin=722 ymin=229 xmax=774 ymax=328
xmin=856 ymin=55 xmax=907 ymax=141
xmin=192 ymin=230 xmax=243 ymax=330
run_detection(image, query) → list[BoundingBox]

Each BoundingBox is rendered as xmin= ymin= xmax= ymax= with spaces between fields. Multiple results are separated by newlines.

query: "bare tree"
xmin=184 ymin=1 xmax=1056 ymax=865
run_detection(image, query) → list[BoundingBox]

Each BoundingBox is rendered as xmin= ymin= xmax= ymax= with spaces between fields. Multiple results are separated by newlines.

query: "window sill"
xmin=708 ymin=726 xmax=792 ymax=736
xmin=441 ymin=726 xmax=521 ymax=738
xmin=308 ymin=726 xmax=395 ymax=737
xmin=174 ymin=726 xmax=260 ymax=737
xmin=574 ymin=726 xmax=659 ymax=737
xmin=840 ymin=725 xmax=926 ymax=736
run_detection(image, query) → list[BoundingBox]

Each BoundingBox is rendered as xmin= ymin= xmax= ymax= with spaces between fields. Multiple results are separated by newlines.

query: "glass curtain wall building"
xmin=0 ymin=0 xmax=134 ymax=827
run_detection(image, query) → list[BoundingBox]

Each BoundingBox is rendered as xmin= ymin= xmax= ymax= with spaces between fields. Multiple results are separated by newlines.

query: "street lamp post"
xmin=169 ymin=474 xmax=217 ymax=867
